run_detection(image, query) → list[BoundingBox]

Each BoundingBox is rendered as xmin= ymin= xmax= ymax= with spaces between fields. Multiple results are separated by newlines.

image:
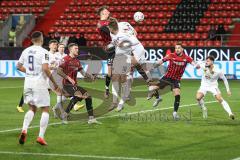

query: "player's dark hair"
xmin=97 ymin=5 xmax=108 ymax=15
xmin=68 ymin=43 xmax=78 ymax=50
xmin=49 ymin=39 xmax=58 ymax=45
xmin=206 ymin=55 xmax=215 ymax=62
xmin=108 ymin=17 xmax=118 ymax=31
xmin=175 ymin=41 xmax=183 ymax=47
xmin=31 ymin=31 xmax=42 ymax=40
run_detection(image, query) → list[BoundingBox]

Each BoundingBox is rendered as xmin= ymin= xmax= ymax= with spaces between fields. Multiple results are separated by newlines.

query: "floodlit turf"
xmin=0 ymin=78 xmax=239 ymax=160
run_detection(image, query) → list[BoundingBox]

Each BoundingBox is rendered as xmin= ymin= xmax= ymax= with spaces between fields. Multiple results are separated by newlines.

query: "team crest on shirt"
xmin=173 ymin=61 xmax=185 ymax=66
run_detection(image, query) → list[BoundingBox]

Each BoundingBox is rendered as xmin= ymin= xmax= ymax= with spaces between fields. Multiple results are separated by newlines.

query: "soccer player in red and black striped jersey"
xmin=96 ymin=6 xmax=114 ymax=99
xmin=57 ymin=43 xmax=100 ymax=124
xmin=150 ymin=42 xmax=200 ymax=120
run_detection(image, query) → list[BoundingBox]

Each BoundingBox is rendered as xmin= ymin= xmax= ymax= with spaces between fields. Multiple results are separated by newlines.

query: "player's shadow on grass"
xmin=65 ymin=80 xmax=172 ymax=121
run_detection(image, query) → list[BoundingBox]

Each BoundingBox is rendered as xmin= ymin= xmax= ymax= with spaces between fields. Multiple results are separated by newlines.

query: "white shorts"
xmin=198 ymin=85 xmax=221 ymax=96
xmin=24 ymin=88 xmax=50 ymax=107
xmin=112 ymin=54 xmax=131 ymax=75
xmin=132 ymin=45 xmax=145 ymax=64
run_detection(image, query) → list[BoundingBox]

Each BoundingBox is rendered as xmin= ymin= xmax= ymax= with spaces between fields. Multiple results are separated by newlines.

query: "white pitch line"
xmin=0 ymin=86 xmax=22 ymax=89
xmin=0 ymin=101 xmax=217 ymax=134
xmin=97 ymin=100 xmax=217 ymax=120
xmin=232 ymin=157 xmax=240 ymax=160
xmin=0 ymin=151 xmax=157 ymax=160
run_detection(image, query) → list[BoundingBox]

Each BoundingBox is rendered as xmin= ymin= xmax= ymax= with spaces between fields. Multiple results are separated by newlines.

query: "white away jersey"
xmin=110 ymin=22 xmax=142 ymax=55
xmin=18 ymin=45 xmax=49 ymax=89
xmin=200 ymin=63 xmax=226 ymax=87
xmin=118 ymin=22 xmax=136 ymax=36
xmin=48 ymin=52 xmax=66 ymax=88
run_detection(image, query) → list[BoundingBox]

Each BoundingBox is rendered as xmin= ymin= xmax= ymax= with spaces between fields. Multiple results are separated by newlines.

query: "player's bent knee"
xmin=215 ymin=94 xmax=223 ymax=103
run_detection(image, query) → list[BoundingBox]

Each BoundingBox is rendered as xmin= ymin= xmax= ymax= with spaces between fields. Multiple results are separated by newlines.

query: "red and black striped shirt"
xmin=163 ymin=52 xmax=193 ymax=81
xmin=59 ymin=55 xmax=83 ymax=85
xmin=97 ymin=20 xmax=111 ymax=45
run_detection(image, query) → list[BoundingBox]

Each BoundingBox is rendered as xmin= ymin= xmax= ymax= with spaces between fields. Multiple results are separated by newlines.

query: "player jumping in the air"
xmin=108 ymin=18 xmax=132 ymax=111
xmin=17 ymin=31 xmax=61 ymax=145
xmin=116 ymin=21 xmax=152 ymax=100
xmin=196 ymin=55 xmax=234 ymax=119
xmin=97 ymin=6 xmax=113 ymax=98
xmin=150 ymin=42 xmax=200 ymax=120
xmin=57 ymin=43 xmax=100 ymax=124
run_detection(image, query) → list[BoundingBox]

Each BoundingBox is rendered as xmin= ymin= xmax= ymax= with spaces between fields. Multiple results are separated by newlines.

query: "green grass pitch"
xmin=0 ymin=78 xmax=239 ymax=160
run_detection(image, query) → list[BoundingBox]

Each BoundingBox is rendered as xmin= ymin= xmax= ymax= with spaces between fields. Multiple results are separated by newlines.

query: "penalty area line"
xmin=0 ymin=151 xmax=157 ymax=160
xmin=0 ymin=101 xmax=217 ymax=134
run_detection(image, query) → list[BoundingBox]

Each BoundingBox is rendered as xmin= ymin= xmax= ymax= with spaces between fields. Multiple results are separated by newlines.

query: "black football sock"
xmin=135 ymin=64 xmax=149 ymax=81
xmin=105 ymin=75 xmax=111 ymax=90
xmin=174 ymin=95 xmax=180 ymax=112
xmin=65 ymin=96 xmax=82 ymax=114
xmin=154 ymin=90 xmax=160 ymax=99
xmin=18 ymin=94 xmax=24 ymax=107
xmin=85 ymin=97 xmax=94 ymax=116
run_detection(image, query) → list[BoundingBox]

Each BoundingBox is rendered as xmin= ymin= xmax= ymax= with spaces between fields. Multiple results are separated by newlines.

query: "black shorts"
xmin=107 ymin=50 xmax=115 ymax=66
xmin=63 ymin=84 xmax=87 ymax=97
xmin=159 ymin=76 xmax=180 ymax=90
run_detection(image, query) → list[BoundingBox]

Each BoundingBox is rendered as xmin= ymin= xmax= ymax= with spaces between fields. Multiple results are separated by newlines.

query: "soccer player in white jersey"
xmin=48 ymin=42 xmax=68 ymax=120
xmin=196 ymin=55 xmax=234 ymax=120
xmin=17 ymin=31 xmax=61 ymax=145
xmin=108 ymin=18 xmax=135 ymax=111
xmin=118 ymin=21 xmax=152 ymax=101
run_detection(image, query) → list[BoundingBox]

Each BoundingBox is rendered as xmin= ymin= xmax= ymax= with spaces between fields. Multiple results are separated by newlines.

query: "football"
xmin=133 ymin=11 xmax=144 ymax=22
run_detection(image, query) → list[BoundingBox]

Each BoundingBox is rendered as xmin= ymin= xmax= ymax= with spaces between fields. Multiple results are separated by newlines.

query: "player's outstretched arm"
xmin=57 ymin=67 xmax=76 ymax=85
xmin=79 ymin=69 xmax=95 ymax=81
xmin=153 ymin=60 xmax=164 ymax=68
xmin=191 ymin=61 xmax=201 ymax=69
xmin=220 ymin=72 xmax=231 ymax=96
xmin=17 ymin=62 xmax=26 ymax=73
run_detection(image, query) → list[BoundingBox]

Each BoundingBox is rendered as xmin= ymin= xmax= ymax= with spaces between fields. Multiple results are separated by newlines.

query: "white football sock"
xmin=55 ymin=96 xmax=66 ymax=113
xmin=22 ymin=110 xmax=34 ymax=133
xmin=198 ymin=98 xmax=205 ymax=109
xmin=39 ymin=112 xmax=49 ymax=138
xmin=126 ymin=74 xmax=133 ymax=98
xmin=221 ymin=100 xmax=233 ymax=115
xmin=119 ymin=82 xmax=127 ymax=105
xmin=112 ymin=81 xmax=120 ymax=104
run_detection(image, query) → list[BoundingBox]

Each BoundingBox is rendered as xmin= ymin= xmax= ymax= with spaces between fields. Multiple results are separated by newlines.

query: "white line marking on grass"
xmin=0 ymin=86 xmax=22 ymax=89
xmin=0 ymin=101 xmax=217 ymax=134
xmin=232 ymin=157 xmax=240 ymax=160
xmin=0 ymin=151 xmax=157 ymax=160
xmin=97 ymin=100 xmax=217 ymax=120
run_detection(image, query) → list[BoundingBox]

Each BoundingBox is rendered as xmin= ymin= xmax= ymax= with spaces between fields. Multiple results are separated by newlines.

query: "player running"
xmin=107 ymin=18 xmax=132 ymax=112
xmin=97 ymin=6 xmax=113 ymax=98
xmin=196 ymin=55 xmax=234 ymax=119
xmin=57 ymin=43 xmax=100 ymax=124
xmin=17 ymin=31 xmax=61 ymax=145
xmin=149 ymin=42 xmax=200 ymax=120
